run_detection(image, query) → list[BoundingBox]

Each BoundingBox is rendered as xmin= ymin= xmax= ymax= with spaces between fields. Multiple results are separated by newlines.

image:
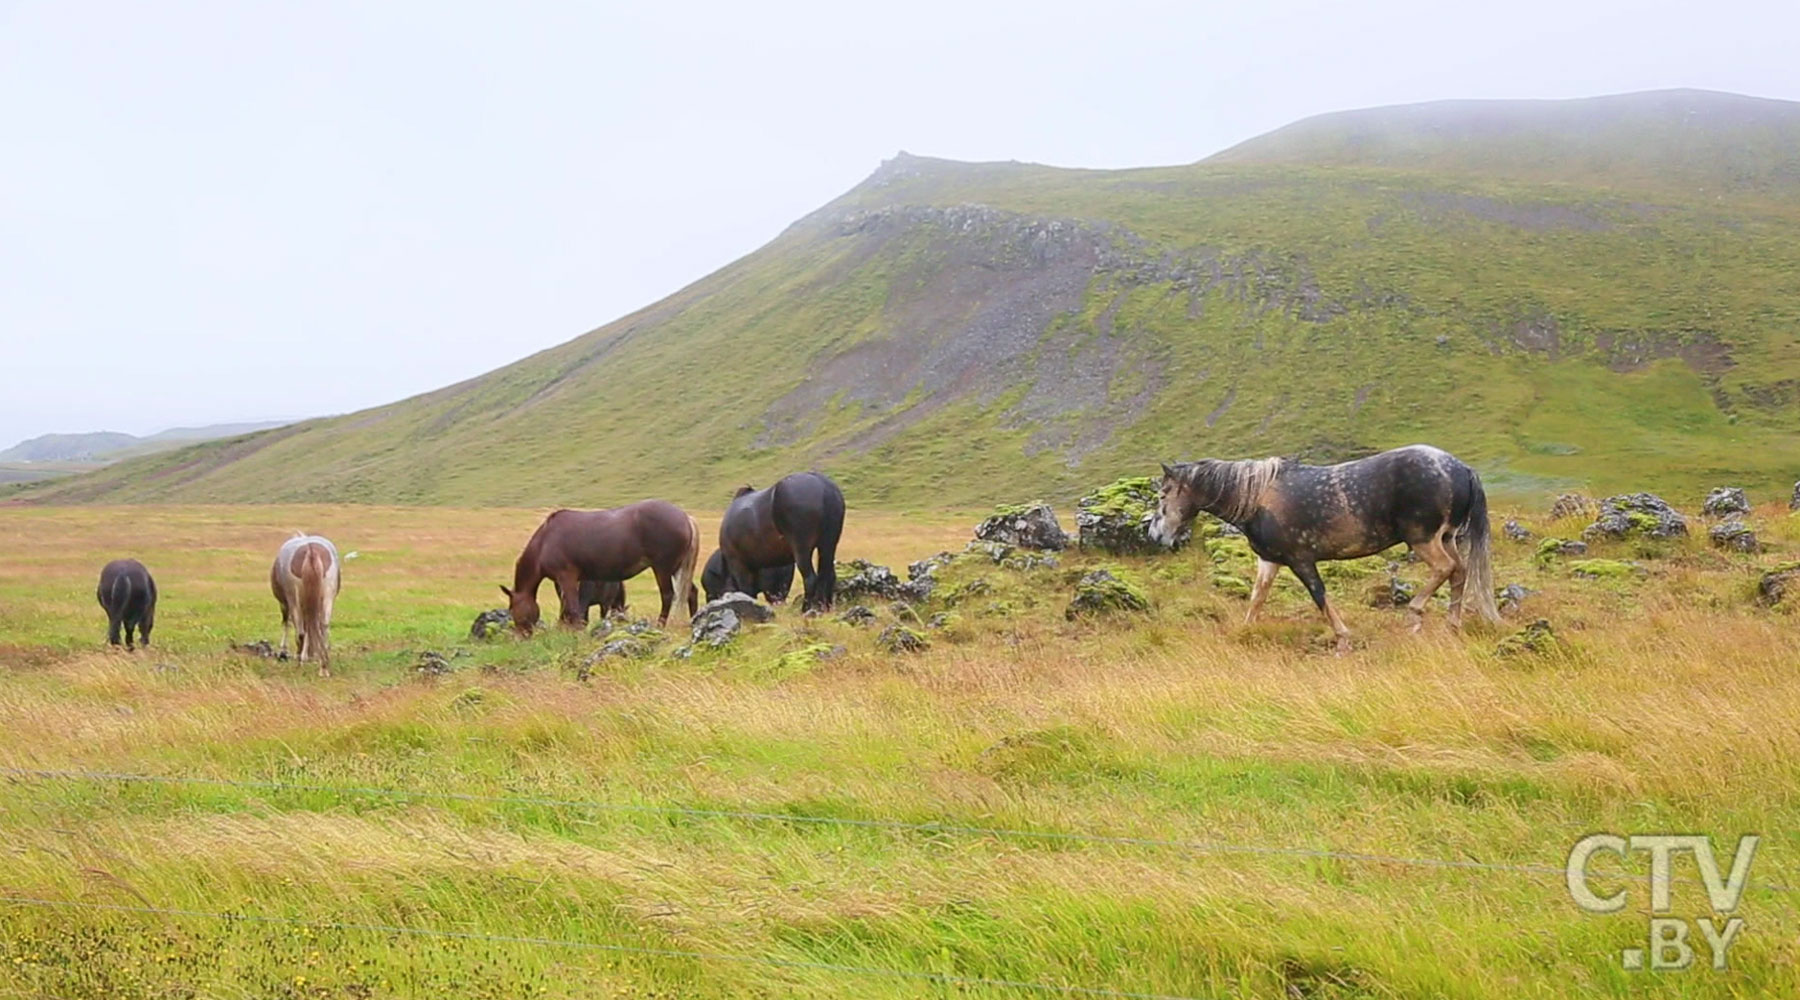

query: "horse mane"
xmin=1182 ymin=456 xmax=1286 ymax=524
xmin=732 ymin=485 xmax=755 ymax=499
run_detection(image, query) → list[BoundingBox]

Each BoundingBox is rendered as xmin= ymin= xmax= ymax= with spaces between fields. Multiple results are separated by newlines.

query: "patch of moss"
xmin=1066 ymin=568 xmax=1151 ymax=619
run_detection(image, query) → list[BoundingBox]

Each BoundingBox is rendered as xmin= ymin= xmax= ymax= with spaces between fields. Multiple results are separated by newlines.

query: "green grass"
xmin=8 ymin=501 xmax=1800 ymax=996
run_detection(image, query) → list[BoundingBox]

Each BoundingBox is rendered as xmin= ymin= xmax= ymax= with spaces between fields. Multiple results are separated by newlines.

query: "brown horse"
xmin=271 ymin=534 xmax=341 ymax=676
xmin=503 ymin=500 xmax=699 ymax=632
xmin=718 ymin=472 xmax=844 ymax=612
xmin=1148 ymin=444 xmax=1499 ymax=651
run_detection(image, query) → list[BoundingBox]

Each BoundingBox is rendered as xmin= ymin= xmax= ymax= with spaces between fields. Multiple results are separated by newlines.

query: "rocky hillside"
xmin=22 ymin=89 xmax=1800 ymax=508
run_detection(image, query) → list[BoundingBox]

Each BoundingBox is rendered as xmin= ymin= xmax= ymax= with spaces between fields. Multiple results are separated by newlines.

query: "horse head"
xmin=1149 ymin=460 xmax=1210 ymax=547
xmin=500 ymin=584 xmax=540 ymax=635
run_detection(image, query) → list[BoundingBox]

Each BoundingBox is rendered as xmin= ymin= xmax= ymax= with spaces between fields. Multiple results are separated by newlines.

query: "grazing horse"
xmin=270 ymin=534 xmax=342 ymax=675
xmin=96 ymin=559 xmax=157 ymax=649
xmin=504 ymin=500 xmax=700 ymax=632
xmin=1148 ymin=444 xmax=1499 ymax=651
xmin=700 ymin=549 xmax=794 ymax=604
xmin=718 ymin=472 xmax=844 ymax=612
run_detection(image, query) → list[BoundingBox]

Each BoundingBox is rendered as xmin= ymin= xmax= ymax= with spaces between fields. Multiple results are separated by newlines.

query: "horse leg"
xmin=1405 ymin=534 xmax=1459 ymax=633
xmin=1289 ymin=560 xmax=1351 ymax=654
xmin=1447 ymin=562 xmax=1470 ymax=631
xmin=1244 ymin=559 xmax=1281 ymax=624
xmin=107 ymin=612 xmax=123 ymax=648
xmin=791 ymin=545 xmax=820 ymax=613
xmin=554 ymin=570 xmax=585 ymax=627
xmin=652 ymin=567 xmax=675 ymax=626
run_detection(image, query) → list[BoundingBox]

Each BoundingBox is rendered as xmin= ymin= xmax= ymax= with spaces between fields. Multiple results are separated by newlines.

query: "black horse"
xmin=1148 ymin=444 xmax=1499 ymax=651
xmin=700 ymin=549 xmax=794 ymax=604
xmin=558 ymin=579 xmax=627 ymax=622
xmin=719 ymin=472 xmax=844 ymax=612
xmin=97 ymin=558 xmax=157 ymax=649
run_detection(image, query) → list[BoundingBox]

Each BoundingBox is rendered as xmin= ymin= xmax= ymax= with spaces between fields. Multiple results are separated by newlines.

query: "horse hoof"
xmin=1334 ymin=637 xmax=1353 ymax=655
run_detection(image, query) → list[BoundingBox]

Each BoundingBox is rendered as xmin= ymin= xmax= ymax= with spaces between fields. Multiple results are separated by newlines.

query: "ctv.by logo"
xmin=1566 ymin=834 xmax=1760 ymax=971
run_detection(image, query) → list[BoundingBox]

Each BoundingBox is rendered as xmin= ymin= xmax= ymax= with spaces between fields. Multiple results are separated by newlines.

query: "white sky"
xmin=2 ymin=0 xmax=1796 ymax=447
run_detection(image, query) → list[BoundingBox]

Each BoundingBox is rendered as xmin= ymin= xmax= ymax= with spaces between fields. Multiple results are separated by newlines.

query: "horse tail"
xmin=814 ymin=481 xmax=846 ymax=608
xmin=297 ymin=544 xmax=331 ymax=667
xmin=1458 ymin=467 xmax=1502 ymax=624
xmin=674 ymin=513 xmax=701 ymax=619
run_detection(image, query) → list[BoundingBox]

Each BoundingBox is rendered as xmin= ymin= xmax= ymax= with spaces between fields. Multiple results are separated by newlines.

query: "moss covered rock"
xmin=1075 ymin=476 xmax=1214 ymax=554
xmin=1066 ymin=568 xmax=1151 ymax=619
xmin=973 ymin=502 xmax=1069 ymax=551
xmin=876 ymin=624 xmax=929 ymax=653
xmin=1495 ymin=619 xmax=1566 ymax=658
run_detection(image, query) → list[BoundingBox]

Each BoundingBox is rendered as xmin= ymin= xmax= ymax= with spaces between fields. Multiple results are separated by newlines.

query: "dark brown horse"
xmin=503 ymin=500 xmax=699 ymax=632
xmin=564 ymin=578 xmax=628 ymax=620
xmin=1148 ymin=444 xmax=1499 ymax=651
xmin=718 ymin=472 xmax=844 ymax=612
xmin=97 ymin=558 xmax=156 ymax=649
xmin=700 ymin=549 xmax=794 ymax=604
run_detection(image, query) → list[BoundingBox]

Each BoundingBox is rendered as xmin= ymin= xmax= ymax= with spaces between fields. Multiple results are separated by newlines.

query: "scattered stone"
xmin=592 ymin=616 xmax=660 ymax=639
xmin=889 ymin=602 xmax=923 ymax=624
xmin=1495 ymin=619 xmax=1565 ymax=658
xmin=1001 ymin=552 xmax=1060 ymax=572
xmin=876 ymin=624 xmax=929 ymax=653
xmin=1498 ymin=583 xmax=1531 ymax=614
xmin=836 ymin=559 xmax=904 ymax=601
xmin=1791 ymin=481 xmax=1800 ymax=511
xmin=1709 ymin=518 xmax=1759 ymax=553
xmin=415 ymin=650 xmax=454 ymax=676
xmin=941 ymin=578 xmax=993 ymax=606
xmin=896 ymin=577 xmax=936 ymax=603
xmin=470 ymin=608 xmax=512 ymax=640
xmin=1502 ymin=519 xmax=1532 ymax=542
xmin=1076 ymin=476 xmax=1194 ymax=555
xmin=1569 ymin=559 xmax=1647 ymax=580
xmin=1065 ymin=568 xmax=1151 ymax=619
xmin=837 ymin=605 xmax=877 ymax=627
xmin=1758 ymin=563 xmax=1800 ymax=606
xmin=972 ymin=502 xmax=1069 ymax=551
xmin=230 ymin=639 xmax=287 ymax=661
xmin=689 ymin=592 xmax=771 ymax=648
xmin=1548 ymin=493 xmax=1596 ymax=520
xmin=1366 ymin=567 xmax=1414 ymax=608
xmin=964 ymin=539 xmax=1015 ymax=563
xmin=908 ymin=553 xmax=954 ymax=580
xmin=1583 ymin=493 xmax=1689 ymax=541
xmin=587 ymin=638 xmax=652 ymax=666
xmin=1534 ymin=537 xmax=1588 ymax=564
xmin=1703 ymin=487 xmax=1751 ymax=517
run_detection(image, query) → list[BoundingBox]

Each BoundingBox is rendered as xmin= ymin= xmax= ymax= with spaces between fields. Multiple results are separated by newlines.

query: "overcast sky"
xmin=2 ymin=0 xmax=1795 ymax=447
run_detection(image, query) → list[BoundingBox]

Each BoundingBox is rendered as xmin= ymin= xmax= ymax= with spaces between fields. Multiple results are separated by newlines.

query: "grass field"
xmin=5 ymin=502 xmax=1800 ymax=998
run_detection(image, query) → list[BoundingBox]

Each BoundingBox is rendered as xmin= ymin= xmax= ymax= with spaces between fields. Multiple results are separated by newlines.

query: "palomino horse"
xmin=1148 ymin=444 xmax=1499 ymax=651
xmin=270 ymin=534 xmax=342 ymax=675
xmin=700 ymin=549 xmax=794 ymax=604
xmin=97 ymin=558 xmax=157 ymax=649
xmin=718 ymin=472 xmax=844 ymax=612
xmin=504 ymin=500 xmax=700 ymax=632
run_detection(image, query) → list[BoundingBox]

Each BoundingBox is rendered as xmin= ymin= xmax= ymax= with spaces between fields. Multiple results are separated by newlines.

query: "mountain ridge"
xmin=17 ymin=89 xmax=1800 ymax=508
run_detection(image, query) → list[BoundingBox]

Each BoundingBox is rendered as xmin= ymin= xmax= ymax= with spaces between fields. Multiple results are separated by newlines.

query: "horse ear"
xmin=499 ymin=585 xmax=513 ymax=598
xmin=1160 ymin=463 xmax=1175 ymax=480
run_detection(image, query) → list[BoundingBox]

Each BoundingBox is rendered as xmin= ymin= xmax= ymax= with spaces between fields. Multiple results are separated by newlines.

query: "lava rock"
xmin=972 ymin=503 xmax=1069 ymax=551
xmin=837 ymin=605 xmax=877 ymax=627
xmin=1076 ymin=477 xmax=1191 ymax=555
xmin=1495 ymin=619 xmax=1565 ymax=658
xmin=415 ymin=651 xmax=453 ymax=676
xmin=1791 ymin=481 xmax=1800 ymax=511
xmin=1367 ymin=568 xmax=1414 ymax=608
xmin=836 ymin=559 xmax=904 ymax=601
xmin=1065 ymin=568 xmax=1151 ymax=619
xmin=1583 ymin=493 xmax=1689 ymax=541
xmin=876 ymin=624 xmax=929 ymax=653
xmin=470 ymin=608 xmax=511 ymax=640
xmin=230 ymin=639 xmax=287 ymax=661
xmin=689 ymin=592 xmax=771 ymax=648
xmin=1548 ymin=493 xmax=1596 ymax=520
xmin=1702 ymin=487 xmax=1751 ymax=517
xmin=1498 ymin=583 xmax=1531 ymax=614
xmin=1758 ymin=563 xmax=1800 ymax=605
xmin=908 ymin=553 xmax=954 ymax=580
xmin=964 ymin=539 xmax=1015 ymax=563
xmin=1709 ymin=518 xmax=1759 ymax=553
xmin=1534 ymin=537 xmax=1588 ymax=564
xmin=1502 ymin=519 xmax=1532 ymax=542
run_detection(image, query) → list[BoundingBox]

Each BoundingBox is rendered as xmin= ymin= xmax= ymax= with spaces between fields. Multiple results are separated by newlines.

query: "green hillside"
xmin=23 ymin=89 xmax=1800 ymax=509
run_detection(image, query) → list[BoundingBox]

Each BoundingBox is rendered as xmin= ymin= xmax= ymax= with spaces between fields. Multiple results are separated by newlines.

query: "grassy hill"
xmin=23 ymin=89 xmax=1800 ymax=509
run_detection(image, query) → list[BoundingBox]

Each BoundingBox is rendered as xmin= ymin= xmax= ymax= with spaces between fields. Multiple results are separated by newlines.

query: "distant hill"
xmin=0 ymin=421 xmax=294 ymax=473
xmin=22 ymin=89 xmax=1800 ymax=508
